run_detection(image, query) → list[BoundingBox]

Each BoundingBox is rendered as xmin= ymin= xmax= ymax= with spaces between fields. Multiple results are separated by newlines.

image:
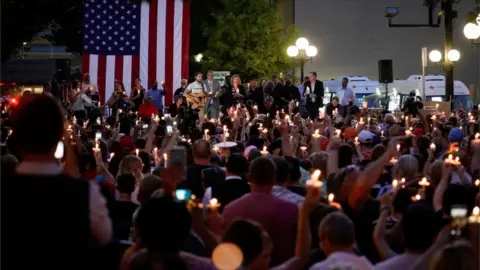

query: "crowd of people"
xmin=1 ymin=71 xmax=479 ymax=270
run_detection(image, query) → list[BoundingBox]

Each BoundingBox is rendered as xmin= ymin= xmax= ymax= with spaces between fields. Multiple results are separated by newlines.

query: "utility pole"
xmin=386 ymin=0 xmax=457 ymax=110
xmin=443 ymin=0 xmax=455 ymax=106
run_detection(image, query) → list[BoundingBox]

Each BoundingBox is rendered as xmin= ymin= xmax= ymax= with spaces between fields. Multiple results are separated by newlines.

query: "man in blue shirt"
xmin=145 ymin=80 xmax=166 ymax=115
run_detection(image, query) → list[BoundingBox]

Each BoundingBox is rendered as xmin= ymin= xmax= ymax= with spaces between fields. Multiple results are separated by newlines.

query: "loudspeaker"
xmin=55 ymin=59 xmax=71 ymax=81
xmin=378 ymin=59 xmax=393 ymax=83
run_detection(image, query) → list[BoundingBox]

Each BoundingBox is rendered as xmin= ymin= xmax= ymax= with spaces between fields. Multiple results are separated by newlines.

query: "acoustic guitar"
xmin=184 ymin=91 xmax=207 ymax=109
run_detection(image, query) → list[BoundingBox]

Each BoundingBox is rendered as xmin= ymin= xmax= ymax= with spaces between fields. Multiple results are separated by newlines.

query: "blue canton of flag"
xmin=83 ymin=0 xmax=141 ymax=56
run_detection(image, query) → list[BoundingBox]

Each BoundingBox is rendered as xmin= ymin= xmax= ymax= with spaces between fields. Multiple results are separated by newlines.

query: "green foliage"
xmin=201 ymin=0 xmax=298 ymax=81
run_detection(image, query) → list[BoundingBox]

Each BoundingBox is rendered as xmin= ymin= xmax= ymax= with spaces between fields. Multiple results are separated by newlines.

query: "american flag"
xmin=81 ymin=0 xmax=191 ymax=105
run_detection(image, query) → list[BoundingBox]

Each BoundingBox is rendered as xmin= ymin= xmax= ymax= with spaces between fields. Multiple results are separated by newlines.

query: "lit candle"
xmin=396 ymin=144 xmax=400 ymax=152
xmin=261 ymin=146 xmax=269 ymax=156
xmin=223 ymin=125 xmax=227 ymax=143
xmin=67 ymin=125 xmax=72 ymax=131
xmin=312 ymin=129 xmax=320 ymax=139
xmin=475 ymin=179 xmax=480 ymax=187
xmin=381 ymin=130 xmax=384 ymax=138
xmin=431 ymin=115 xmax=437 ymax=121
xmin=300 ymin=146 xmax=307 ymax=152
xmin=419 ymin=177 xmax=430 ymax=187
xmin=164 ymin=153 xmax=168 ymax=167
xmin=213 ymin=146 xmax=220 ymax=152
xmin=328 ymin=193 xmax=335 ymax=203
xmin=476 ymin=133 xmax=480 ymax=140
xmin=154 ymin=115 xmax=160 ymax=122
xmin=468 ymin=206 xmax=480 ymax=223
xmin=435 ymin=103 xmax=439 ymax=111
xmin=262 ymin=128 xmax=268 ymax=134
xmin=306 ymin=170 xmax=322 ymax=187
xmin=136 ymin=149 xmax=139 ymax=156
xmin=153 ymin=147 xmax=158 ymax=158
xmin=405 ymin=129 xmax=412 ymax=136
xmin=430 ymin=143 xmax=436 ymax=151
xmin=93 ymin=141 xmax=100 ymax=152
xmin=96 ymin=117 xmax=101 ymax=125
xmin=204 ymin=129 xmax=209 ymax=140
xmin=209 ymin=198 xmax=220 ymax=210
xmin=392 ymin=179 xmax=398 ymax=189
xmin=108 ymin=152 xmax=114 ymax=162
xmin=412 ymin=194 xmax=421 ymax=201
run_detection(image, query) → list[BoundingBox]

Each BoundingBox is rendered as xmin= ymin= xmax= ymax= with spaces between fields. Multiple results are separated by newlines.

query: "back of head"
xmin=1 ymin=154 xmax=18 ymax=176
xmin=337 ymin=144 xmax=353 ymax=168
xmin=271 ymin=156 xmax=289 ymax=184
xmin=226 ymin=153 xmax=248 ymax=176
xmin=10 ymin=95 xmax=64 ymax=155
xmin=193 ymin=139 xmax=211 ymax=160
xmin=401 ymin=203 xmax=439 ymax=251
xmin=116 ymin=173 xmax=137 ymax=194
xmin=222 ymin=219 xmax=263 ymax=267
xmin=138 ymin=150 xmax=151 ymax=173
xmin=138 ymin=175 xmax=163 ymax=204
xmin=136 ymin=196 xmax=191 ymax=252
xmin=318 ymin=212 xmax=355 ymax=247
xmin=284 ymin=156 xmax=301 ymax=183
xmin=431 ymin=241 xmax=476 ymax=270
xmin=393 ymin=154 xmax=419 ymax=180
xmin=248 ymin=157 xmax=276 ymax=186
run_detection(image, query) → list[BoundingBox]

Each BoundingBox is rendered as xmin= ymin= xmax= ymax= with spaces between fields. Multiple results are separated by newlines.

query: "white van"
xmin=323 ymin=76 xmax=378 ymax=107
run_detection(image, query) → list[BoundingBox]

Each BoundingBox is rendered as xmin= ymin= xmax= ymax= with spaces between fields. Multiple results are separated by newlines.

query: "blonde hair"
xmin=117 ymin=155 xmax=142 ymax=178
xmin=231 ymin=75 xmax=242 ymax=86
xmin=392 ymin=154 xmax=418 ymax=181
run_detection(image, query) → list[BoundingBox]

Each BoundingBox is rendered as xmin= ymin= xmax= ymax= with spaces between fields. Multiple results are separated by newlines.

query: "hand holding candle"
xmin=209 ymin=198 xmax=220 ymax=211
xmin=419 ymin=177 xmax=430 ymax=187
xmin=260 ymin=146 xmax=269 ymax=156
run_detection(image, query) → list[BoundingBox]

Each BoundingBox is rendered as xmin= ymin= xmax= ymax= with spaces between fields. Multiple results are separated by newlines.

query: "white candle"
xmin=475 ymin=179 xmax=480 ymax=187
xmin=136 ymin=149 xmax=139 ymax=156
xmin=223 ymin=125 xmax=227 ymax=143
xmin=392 ymin=179 xmax=398 ymax=189
xmin=261 ymin=146 xmax=269 ymax=156
xmin=430 ymin=143 xmax=436 ymax=151
xmin=328 ymin=193 xmax=335 ymax=203
xmin=312 ymin=129 xmax=320 ymax=139
xmin=306 ymin=170 xmax=322 ymax=187
xmin=396 ymin=144 xmax=400 ymax=152
xmin=164 ymin=153 xmax=168 ymax=167
xmin=209 ymin=198 xmax=220 ymax=210
xmin=153 ymin=147 xmax=158 ymax=158
xmin=204 ymin=129 xmax=209 ymax=140
xmin=419 ymin=177 xmax=430 ymax=186
xmin=108 ymin=153 xmax=114 ymax=162
xmin=300 ymin=146 xmax=307 ymax=152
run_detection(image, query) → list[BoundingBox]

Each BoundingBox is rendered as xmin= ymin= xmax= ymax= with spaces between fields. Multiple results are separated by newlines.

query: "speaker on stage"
xmin=378 ymin=59 xmax=393 ymax=83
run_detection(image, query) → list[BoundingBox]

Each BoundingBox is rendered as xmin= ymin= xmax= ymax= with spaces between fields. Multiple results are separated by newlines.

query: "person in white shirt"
xmin=185 ymin=72 xmax=206 ymax=121
xmin=310 ymin=212 xmax=373 ymax=270
xmin=336 ymin=77 xmax=356 ymax=117
xmin=82 ymin=73 xmax=99 ymax=93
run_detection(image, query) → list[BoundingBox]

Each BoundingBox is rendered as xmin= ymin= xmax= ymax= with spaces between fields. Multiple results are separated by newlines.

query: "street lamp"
xmin=429 ymin=50 xmax=442 ymax=63
xmin=287 ymin=37 xmax=317 ymax=80
xmin=428 ymin=49 xmax=460 ymax=63
xmin=463 ymin=22 xmax=480 ymax=40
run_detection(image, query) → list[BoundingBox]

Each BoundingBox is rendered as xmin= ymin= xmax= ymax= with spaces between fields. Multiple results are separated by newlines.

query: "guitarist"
xmin=184 ymin=72 xmax=207 ymax=121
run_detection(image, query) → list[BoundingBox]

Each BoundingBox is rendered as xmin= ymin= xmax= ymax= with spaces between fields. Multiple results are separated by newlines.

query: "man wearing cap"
xmin=357 ymin=130 xmax=375 ymax=160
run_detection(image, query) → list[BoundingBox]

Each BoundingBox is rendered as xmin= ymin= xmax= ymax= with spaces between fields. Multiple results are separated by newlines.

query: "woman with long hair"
xmin=130 ymin=78 xmax=145 ymax=112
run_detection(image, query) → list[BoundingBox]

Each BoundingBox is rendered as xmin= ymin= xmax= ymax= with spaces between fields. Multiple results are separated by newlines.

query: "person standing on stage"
xmin=81 ymin=73 xmax=98 ymax=93
xmin=304 ymin=71 xmax=324 ymax=120
xmin=184 ymin=72 xmax=206 ymax=121
xmin=145 ymin=80 xmax=166 ymax=116
xmin=129 ymin=78 xmax=145 ymax=112
xmin=174 ymin=79 xmax=188 ymax=99
xmin=204 ymin=70 xmax=222 ymax=119
xmin=231 ymin=75 xmax=246 ymax=106
xmin=335 ymin=77 xmax=356 ymax=117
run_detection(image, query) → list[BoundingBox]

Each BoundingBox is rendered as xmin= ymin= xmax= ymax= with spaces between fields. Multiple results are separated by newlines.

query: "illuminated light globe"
xmin=428 ymin=50 xmax=442 ymax=63
xmin=463 ymin=23 xmax=480 ymax=40
xmin=287 ymin=46 xmax=299 ymax=57
xmin=295 ymin=37 xmax=309 ymax=50
xmin=447 ymin=49 xmax=461 ymax=62
xmin=306 ymin=45 xmax=318 ymax=57
xmin=194 ymin=53 xmax=203 ymax=62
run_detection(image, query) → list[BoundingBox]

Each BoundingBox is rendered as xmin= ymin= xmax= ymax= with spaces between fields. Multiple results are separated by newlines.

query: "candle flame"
xmin=473 ymin=206 xmax=479 ymax=216
xmin=475 ymin=179 xmax=480 ymax=187
xmin=392 ymin=179 xmax=398 ymax=188
xmin=328 ymin=193 xmax=334 ymax=203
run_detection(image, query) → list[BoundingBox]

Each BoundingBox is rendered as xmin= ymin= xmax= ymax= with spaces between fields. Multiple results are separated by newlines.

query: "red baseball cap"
xmin=120 ymin=136 xmax=135 ymax=152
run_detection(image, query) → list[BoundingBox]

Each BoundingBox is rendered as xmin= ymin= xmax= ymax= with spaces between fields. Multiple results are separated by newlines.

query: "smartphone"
xmin=167 ymin=125 xmax=173 ymax=134
xmin=450 ymin=205 xmax=468 ymax=237
xmin=54 ymin=141 xmax=64 ymax=159
xmin=95 ymin=131 xmax=102 ymax=140
xmin=175 ymin=189 xmax=192 ymax=201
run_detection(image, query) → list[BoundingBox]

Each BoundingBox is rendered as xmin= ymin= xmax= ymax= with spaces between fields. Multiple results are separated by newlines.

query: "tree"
xmin=201 ymin=0 xmax=298 ymax=81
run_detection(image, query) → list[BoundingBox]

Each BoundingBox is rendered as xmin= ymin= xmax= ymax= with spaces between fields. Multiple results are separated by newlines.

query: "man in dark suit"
xmin=305 ymin=71 xmax=325 ymax=120
xmin=245 ymin=80 xmax=265 ymax=113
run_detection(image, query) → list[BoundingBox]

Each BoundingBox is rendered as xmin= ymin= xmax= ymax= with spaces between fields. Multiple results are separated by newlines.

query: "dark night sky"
xmin=295 ymin=0 xmax=480 ymax=85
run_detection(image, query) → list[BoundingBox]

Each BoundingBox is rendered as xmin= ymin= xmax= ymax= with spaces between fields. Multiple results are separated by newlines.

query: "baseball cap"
xmin=120 ymin=136 xmax=135 ymax=152
xmin=244 ymin=145 xmax=257 ymax=159
xmin=358 ymin=130 xmax=374 ymax=143
xmin=448 ymin=127 xmax=463 ymax=143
